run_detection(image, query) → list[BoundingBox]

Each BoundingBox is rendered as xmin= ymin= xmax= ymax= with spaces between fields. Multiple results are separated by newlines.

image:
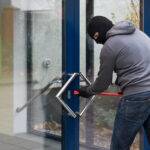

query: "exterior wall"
xmin=0 ymin=7 xmax=13 ymax=135
xmin=0 ymin=6 xmax=27 ymax=135
xmin=13 ymin=10 xmax=27 ymax=134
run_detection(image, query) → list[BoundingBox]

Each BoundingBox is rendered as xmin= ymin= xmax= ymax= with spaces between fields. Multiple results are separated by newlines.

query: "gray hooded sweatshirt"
xmin=87 ymin=21 xmax=150 ymax=96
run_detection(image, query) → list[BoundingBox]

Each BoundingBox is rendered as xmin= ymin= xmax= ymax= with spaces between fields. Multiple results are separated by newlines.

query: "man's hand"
xmin=78 ymin=86 xmax=93 ymax=98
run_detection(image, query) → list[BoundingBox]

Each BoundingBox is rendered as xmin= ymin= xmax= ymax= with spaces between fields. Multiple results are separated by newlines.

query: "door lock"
xmin=43 ymin=58 xmax=51 ymax=68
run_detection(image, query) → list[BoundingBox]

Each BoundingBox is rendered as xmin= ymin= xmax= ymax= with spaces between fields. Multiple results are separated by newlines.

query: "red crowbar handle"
xmin=73 ymin=90 xmax=122 ymax=97
xmin=99 ymin=92 xmax=122 ymax=96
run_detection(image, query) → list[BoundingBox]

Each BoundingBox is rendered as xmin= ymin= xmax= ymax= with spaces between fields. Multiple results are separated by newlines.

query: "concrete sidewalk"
xmin=0 ymin=133 xmax=106 ymax=150
xmin=0 ymin=133 xmax=61 ymax=150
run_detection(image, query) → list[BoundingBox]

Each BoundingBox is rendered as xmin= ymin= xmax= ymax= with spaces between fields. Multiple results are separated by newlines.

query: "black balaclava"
xmin=87 ymin=16 xmax=113 ymax=44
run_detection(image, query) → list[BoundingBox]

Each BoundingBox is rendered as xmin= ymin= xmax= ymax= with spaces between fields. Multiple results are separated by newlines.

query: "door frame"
xmin=143 ymin=0 xmax=150 ymax=149
xmin=62 ymin=0 xmax=80 ymax=150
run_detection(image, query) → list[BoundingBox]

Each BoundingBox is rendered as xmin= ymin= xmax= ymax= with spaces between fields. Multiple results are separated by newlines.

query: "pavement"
xmin=0 ymin=133 xmax=61 ymax=150
xmin=0 ymin=133 xmax=106 ymax=150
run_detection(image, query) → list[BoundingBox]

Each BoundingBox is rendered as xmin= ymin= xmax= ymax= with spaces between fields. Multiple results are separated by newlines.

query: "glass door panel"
xmin=0 ymin=1 xmax=62 ymax=149
xmin=30 ymin=2 xmax=62 ymax=137
xmin=80 ymin=0 xmax=140 ymax=150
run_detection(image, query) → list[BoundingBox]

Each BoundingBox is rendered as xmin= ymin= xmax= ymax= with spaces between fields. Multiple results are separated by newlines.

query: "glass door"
xmin=0 ymin=0 xmax=63 ymax=149
xmin=79 ymin=0 xmax=141 ymax=150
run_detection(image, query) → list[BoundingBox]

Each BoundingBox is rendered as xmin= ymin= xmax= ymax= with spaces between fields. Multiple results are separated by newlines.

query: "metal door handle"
xmin=56 ymin=73 xmax=79 ymax=118
xmin=55 ymin=72 xmax=96 ymax=118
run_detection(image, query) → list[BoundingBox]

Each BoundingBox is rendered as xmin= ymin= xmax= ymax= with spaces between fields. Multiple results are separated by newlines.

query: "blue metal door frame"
xmin=62 ymin=0 xmax=80 ymax=150
xmin=144 ymin=1 xmax=150 ymax=149
xmin=144 ymin=0 xmax=150 ymax=37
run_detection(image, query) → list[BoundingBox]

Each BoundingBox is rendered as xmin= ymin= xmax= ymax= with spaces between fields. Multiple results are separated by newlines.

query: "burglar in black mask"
xmin=78 ymin=16 xmax=150 ymax=150
xmin=87 ymin=16 xmax=113 ymax=44
xmin=78 ymin=16 xmax=114 ymax=98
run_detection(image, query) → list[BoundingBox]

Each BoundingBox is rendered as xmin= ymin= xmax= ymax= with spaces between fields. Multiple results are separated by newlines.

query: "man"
xmin=78 ymin=16 xmax=150 ymax=150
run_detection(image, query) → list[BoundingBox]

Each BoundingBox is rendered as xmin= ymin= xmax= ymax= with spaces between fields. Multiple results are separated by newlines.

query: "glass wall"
xmin=80 ymin=0 xmax=140 ymax=150
xmin=0 ymin=0 xmax=62 ymax=149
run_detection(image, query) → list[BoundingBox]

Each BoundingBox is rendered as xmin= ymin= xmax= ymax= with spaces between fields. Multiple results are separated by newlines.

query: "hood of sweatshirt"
xmin=106 ymin=21 xmax=136 ymax=39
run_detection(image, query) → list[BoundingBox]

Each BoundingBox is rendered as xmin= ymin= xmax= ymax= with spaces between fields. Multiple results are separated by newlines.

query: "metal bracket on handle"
xmin=55 ymin=72 xmax=96 ymax=118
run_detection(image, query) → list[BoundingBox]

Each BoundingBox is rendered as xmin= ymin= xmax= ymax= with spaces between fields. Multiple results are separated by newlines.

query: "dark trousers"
xmin=110 ymin=91 xmax=150 ymax=150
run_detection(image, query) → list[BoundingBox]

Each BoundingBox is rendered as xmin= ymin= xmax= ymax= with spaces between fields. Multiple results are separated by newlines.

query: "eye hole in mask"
xmin=93 ymin=32 xmax=100 ymax=43
xmin=93 ymin=32 xmax=102 ymax=44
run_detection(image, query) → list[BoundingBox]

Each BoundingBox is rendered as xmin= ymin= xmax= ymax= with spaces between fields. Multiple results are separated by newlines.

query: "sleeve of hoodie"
xmin=86 ymin=45 xmax=115 ymax=95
